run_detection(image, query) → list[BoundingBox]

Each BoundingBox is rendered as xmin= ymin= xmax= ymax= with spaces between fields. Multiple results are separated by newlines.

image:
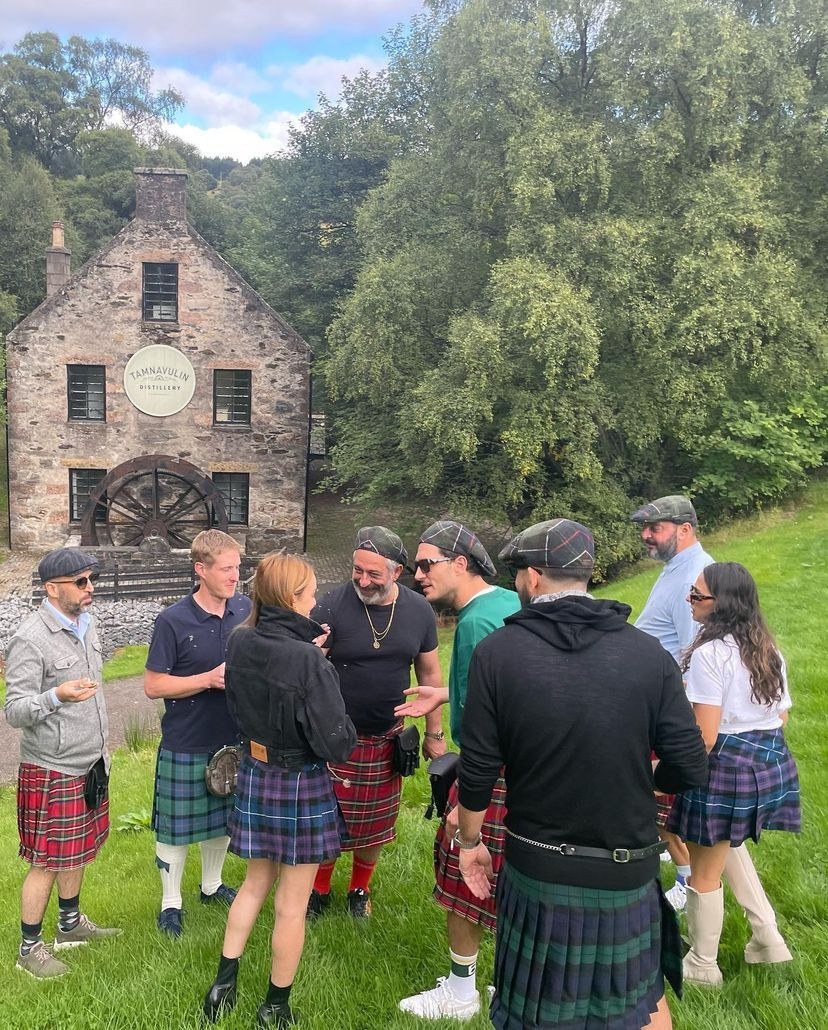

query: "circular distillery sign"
xmin=123 ymin=344 xmax=196 ymax=417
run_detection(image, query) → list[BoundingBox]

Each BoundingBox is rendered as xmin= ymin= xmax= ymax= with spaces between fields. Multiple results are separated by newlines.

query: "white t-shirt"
xmin=685 ymin=636 xmax=792 ymax=734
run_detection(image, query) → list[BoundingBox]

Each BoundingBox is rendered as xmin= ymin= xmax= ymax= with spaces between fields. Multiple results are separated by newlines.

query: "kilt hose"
xmin=17 ymin=763 xmax=109 ymax=870
xmin=433 ymin=776 xmax=507 ymax=932
xmin=152 ymin=747 xmax=233 ymax=846
xmin=667 ymin=728 xmax=801 ymax=846
xmin=328 ymin=731 xmax=402 ymax=850
xmin=492 ymin=864 xmax=676 ymax=1030
xmin=228 ymin=755 xmax=345 ymax=865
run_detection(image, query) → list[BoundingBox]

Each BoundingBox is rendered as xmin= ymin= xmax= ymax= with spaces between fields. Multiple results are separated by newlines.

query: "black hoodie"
xmin=458 ymin=596 xmax=709 ymax=889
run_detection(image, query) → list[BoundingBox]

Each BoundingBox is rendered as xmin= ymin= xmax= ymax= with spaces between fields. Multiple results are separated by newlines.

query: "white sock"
xmin=155 ymin=841 xmax=188 ymax=911
xmin=199 ymin=835 xmax=230 ymax=895
xmin=447 ymin=949 xmax=478 ymax=1002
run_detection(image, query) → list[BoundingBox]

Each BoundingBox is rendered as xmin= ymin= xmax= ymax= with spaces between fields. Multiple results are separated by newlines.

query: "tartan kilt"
xmin=17 ymin=763 xmax=109 ymax=870
xmin=433 ymin=776 xmax=506 ymax=933
xmin=654 ymin=794 xmax=675 ymax=829
xmin=328 ymin=730 xmax=402 ymax=850
xmin=228 ymin=755 xmax=345 ymax=866
xmin=667 ymin=729 xmax=801 ymax=847
xmin=492 ymin=864 xmax=672 ymax=1030
xmin=151 ymin=747 xmax=233 ymax=846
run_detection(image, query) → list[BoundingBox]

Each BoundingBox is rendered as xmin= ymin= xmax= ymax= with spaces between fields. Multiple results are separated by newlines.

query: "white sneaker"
xmin=399 ymin=977 xmax=480 ymax=1020
xmin=665 ymin=880 xmax=687 ymax=912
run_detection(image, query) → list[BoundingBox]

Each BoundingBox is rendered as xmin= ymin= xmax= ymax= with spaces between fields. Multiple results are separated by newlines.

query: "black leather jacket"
xmin=225 ymin=606 xmax=356 ymax=768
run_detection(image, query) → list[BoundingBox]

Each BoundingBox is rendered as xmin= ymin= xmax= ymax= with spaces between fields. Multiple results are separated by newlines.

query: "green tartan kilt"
xmin=151 ymin=747 xmax=233 ymax=845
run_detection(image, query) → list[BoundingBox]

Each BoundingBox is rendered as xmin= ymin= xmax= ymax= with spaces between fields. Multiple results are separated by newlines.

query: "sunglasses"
xmin=413 ymin=557 xmax=455 ymax=574
xmin=688 ymin=587 xmax=715 ymax=603
xmin=51 ymin=572 xmax=100 ymax=589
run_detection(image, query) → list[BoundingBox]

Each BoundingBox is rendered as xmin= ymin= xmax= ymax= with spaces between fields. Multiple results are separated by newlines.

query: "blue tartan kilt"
xmin=492 ymin=864 xmax=672 ymax=1030
xmin=228 ymin=755 xmax=346 ymax=866
xmin=151 ymin=747 xmax=234 ymax=846
xmin=666 ymin=728 xmax=801 ymax=847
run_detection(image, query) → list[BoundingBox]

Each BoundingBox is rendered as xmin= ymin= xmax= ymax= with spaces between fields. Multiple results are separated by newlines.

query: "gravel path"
xmin=0 ymin=674 xmax=160 ymax=785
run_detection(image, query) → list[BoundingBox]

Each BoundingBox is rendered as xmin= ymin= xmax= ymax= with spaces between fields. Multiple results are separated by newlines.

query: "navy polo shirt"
xmin=146 ymin=587 xmax=252 ymax=753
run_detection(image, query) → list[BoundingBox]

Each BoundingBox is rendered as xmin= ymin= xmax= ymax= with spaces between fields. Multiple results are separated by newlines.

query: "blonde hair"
xmin=248 ymin=552 xmax=314 ymax=625
xmin=191 ymin=530 xmax=239 ymax=567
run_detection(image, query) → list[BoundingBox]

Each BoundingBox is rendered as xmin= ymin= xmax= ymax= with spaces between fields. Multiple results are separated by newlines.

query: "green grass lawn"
xmin=2 ymin=482 xmax=826 ymax=1028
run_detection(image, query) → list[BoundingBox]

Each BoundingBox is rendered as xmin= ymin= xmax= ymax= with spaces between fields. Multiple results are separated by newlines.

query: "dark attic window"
xmin=67 ymin=364 xmax=106 ymax=421
xmin=213 ymin=369 xmax=252 ymax=424
xmin=142 ymin=262 xmax=178 ymax=321
xmin=212 ymin=472 xmax=249 ymax=525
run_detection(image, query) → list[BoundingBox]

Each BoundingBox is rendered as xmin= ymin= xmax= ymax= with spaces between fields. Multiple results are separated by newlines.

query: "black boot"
xmin=256 ymin=1001 xmax=297 ymax=1027
xmin=203 ymin=954 xmax=239 ymax=1021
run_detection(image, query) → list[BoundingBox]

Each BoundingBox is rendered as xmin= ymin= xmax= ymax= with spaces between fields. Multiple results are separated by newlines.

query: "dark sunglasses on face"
xmin=413 ymin=557 xmax=455 ymax=574
xmin=52 ymin=572 xmax=100 ymax=589
xmin=688 ymin=587 xmax=715 ymax=603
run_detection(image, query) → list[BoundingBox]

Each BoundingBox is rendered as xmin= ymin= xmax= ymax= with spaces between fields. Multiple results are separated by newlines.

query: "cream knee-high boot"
xmin=683 ymin=884 xmax=724 ymax=986
xmin=723 ymin=845 xmax=792 ymax=964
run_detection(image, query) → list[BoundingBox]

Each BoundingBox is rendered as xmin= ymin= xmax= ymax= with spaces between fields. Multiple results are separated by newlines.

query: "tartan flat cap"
xmin=498 ymin=518 xmax=594 ymax=573
xmin=354 ymin=526 xmax=408 ymax=567
xmin=630 ymin=495 xmax=697 ymax=526
xmin=38 ymin=547 xmax=99 ymax=584
xmin=419 ymin=520 xmax=497 ymax=578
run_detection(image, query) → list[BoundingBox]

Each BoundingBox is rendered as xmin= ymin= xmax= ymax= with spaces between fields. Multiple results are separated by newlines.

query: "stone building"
xmin=5 ymin=168 xmax=310 ymax=554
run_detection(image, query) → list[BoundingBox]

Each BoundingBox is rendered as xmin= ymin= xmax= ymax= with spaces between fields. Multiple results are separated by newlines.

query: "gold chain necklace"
xmin=363 ymin=588 xmax=398 ymax=649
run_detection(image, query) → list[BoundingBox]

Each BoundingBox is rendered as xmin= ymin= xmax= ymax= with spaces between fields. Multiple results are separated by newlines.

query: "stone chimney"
xmin=45 ymin=221 xmax=71 ymax=297
xmin=134 ymin=167 xmax=189 ymax=223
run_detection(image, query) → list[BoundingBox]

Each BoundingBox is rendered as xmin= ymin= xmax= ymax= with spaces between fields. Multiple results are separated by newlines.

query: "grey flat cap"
xmin=630 ymin=495 xmax=697 ymax=526
xmin=499 ymin=519 xmax=594 ymax=573
xmin=38 ymin=547 xmax=99 ymax=584
xmin=354 ymin=526 xmax=408 ymax=567
xmin=419 ymin=520 xmax=497 ymax=578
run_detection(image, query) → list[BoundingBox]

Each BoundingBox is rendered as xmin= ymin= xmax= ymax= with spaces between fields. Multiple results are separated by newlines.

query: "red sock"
xmin=314 ymin=861 xmax=335 ymax=895
xmin=349 ymin=857 xmax=376 ymax=893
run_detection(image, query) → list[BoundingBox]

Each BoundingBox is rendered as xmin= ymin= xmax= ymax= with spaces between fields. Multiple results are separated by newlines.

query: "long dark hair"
xmin=681 ymin=562 xmax=784 ymax=706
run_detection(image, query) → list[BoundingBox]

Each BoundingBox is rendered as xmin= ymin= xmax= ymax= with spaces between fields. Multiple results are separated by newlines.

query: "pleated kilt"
xmin=667 ymin=728 xmax=801 ymax=847
xmin=17 ymin=763 xmax=109 ymax=870
xmin=228 ymin=755 xmax=345 ymax=865
xmin=151 ymin=747 xmax=234 ymax=845
xmin=328 ymin=729 xmax=402 ymax=850
xmin=654 ymin=794 xmax=675 ymax=829
xmin=492 ymin=863 xmax=671 ymax=1030
xmin=433 ymin=775 xmax=507 ymax=932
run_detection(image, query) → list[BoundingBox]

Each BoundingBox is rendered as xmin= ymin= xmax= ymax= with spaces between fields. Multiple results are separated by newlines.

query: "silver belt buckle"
xmin=612 ymin=848 xmax=631 ymax=863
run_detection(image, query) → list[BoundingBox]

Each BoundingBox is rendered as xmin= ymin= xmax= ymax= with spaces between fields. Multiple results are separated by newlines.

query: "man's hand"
xmin=394 ymin=684 xmax=448 ymax=719
xmin=445 ymin=804 xmax=459 ymax=837
xmin=206 ymin=663 xmax=226 ymax=690
xmin=56 ymin=678 xmax=99 ymax=704
xmin=422 ymin=733 xmax=447 ymax=761
xmin=313 ymin=623 xmax=331 ymax=648
xmin=458 ymin=843 xmax=494 ymax=900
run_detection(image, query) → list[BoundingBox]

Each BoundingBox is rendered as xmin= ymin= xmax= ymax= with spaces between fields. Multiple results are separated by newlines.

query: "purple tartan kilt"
xmin=228 ymin=755 xmax=346 ymax=866
xmin=667 ymin=729 xmax=801 ymax=847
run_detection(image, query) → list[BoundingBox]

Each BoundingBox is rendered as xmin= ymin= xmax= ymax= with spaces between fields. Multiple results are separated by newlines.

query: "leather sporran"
xmin=83 ymin=756 xmax=109 ymax=810
xmin=204 ymin=745 xmax=240 ymax=797
xmin=424 ymin=751 xmax=459 ymax=819
xmin=391 ymin=724 xmax=420 ymax=777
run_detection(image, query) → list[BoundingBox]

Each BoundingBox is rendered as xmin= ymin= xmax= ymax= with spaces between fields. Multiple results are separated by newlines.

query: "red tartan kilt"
xmin=328 ymin=732 xmax=402 ymax=850
xmin=433 ymin=776 xmax=506 ymax=933
xmin=655 ymin=793 xmax=676 ymax=828
xmin=17 ymin=763 xmax=109 ymax=870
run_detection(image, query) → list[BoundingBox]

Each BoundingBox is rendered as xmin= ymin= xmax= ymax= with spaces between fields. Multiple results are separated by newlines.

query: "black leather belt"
xmin=243 ymin=740 xmax=314 ymax=769
xmin=506 ymin=829 xmax=666 ymax=864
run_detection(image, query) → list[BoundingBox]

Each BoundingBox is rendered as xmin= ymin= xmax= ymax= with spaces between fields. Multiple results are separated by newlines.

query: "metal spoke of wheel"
xmin=161 ymin=482 xmax=200 ymax=524
xmin=106 ymin=499 xmax=147 ymax=528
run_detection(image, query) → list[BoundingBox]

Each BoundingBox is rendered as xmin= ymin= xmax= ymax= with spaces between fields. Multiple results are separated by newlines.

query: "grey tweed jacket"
xmin=4 ymin=601 xmax=109 ymax=776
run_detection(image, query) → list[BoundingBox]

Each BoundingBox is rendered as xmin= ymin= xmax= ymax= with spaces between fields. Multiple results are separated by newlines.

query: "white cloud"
xmin=210 ymin=61 xmax=270 ymax=96
xmin=155 ymin=67 xmax=262 ymax=127
xmin=280 ymin=53 xmax=386 ymax=100
xmin=170 ymin=115 xmax=298 ymax=162
xmin=2 ymin=0 xmax=422 ymax=55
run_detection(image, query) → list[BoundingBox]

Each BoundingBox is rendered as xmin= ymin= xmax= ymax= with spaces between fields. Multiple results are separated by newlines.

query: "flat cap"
xmin=499 ymin=518 xmax=594 ymax=573
xmin=38 ymin=547 xmax=99 ymax=584
xmin=419 ymin=520 xmax=497 ymax=578
xmin=630 ymin=495 xmax=697 ymax=526
xmin=354 ymin=526 xmax=408 ymax=567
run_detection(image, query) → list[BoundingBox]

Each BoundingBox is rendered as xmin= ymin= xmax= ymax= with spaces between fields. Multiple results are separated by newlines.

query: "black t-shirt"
xmin=312 ymin=582 xmax=438 ymax=735
xmin=145 ymin=588 xmax=252 ymax=753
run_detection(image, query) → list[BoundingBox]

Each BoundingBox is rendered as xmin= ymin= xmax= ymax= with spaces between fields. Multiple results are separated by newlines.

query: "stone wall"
xmin=0 ymin=598 xmax=164 ymax=662
xmin=6 ymin=168 xmax=309 ymax=554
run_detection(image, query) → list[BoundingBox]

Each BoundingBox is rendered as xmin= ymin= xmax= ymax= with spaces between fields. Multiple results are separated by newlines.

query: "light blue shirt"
xmin=634 ymin=541 xmax=714 ymax=662
xmin=43 ymin=600 xmax=92 ymax=706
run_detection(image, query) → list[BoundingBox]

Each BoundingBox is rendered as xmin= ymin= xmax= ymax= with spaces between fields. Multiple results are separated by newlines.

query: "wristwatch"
xmin=452 ymin=829 xmax=482 ymax=850
xmin=424 ymin=730 xmax=445 ymax=740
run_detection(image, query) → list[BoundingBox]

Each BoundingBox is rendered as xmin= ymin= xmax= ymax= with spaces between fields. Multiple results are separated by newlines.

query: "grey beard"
xmin=351 ymin=580 xmax=395 ymax=605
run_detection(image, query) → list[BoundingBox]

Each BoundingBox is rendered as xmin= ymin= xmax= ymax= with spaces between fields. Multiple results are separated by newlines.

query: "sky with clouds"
xmin=1 ymin=0 xmax=425 ymax=162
